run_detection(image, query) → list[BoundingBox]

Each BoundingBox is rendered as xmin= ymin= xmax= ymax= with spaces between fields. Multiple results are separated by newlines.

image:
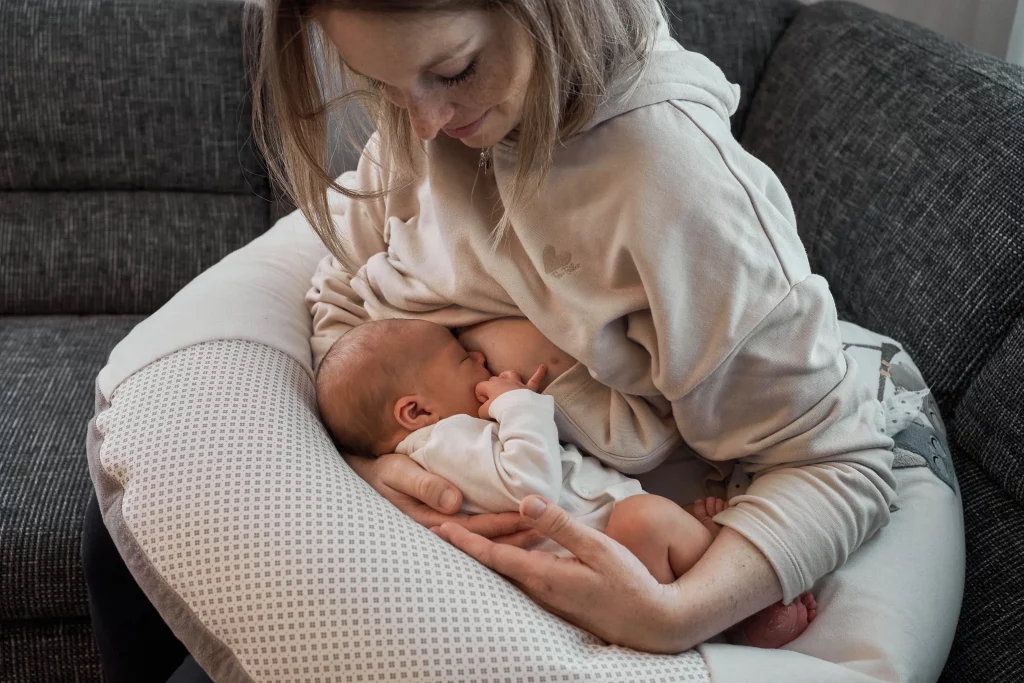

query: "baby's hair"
xmin=316 ymin=320 xmax=420 ymax=457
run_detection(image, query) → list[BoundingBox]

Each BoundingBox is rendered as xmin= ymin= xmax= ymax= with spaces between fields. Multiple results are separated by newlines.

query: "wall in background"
xmin=805 ymin=0 xmax=1024 ymax=64
xmin=1008 ymin=0 xmax=1024 ymax=64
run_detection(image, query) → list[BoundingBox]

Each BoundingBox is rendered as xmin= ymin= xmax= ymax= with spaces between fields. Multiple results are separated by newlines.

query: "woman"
xmin=260 ymin=0 xmax=891 ymax=650
xmin=247 ymin=0 xmax=954 ymax=679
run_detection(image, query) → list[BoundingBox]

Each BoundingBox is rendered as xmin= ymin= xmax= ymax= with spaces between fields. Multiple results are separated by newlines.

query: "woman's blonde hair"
xmin=247 ymin=0 xmax=666 ymax=263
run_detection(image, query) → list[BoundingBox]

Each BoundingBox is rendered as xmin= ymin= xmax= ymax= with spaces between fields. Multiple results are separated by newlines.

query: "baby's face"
xmin=415 ymin=323 xmax=493 ymax=419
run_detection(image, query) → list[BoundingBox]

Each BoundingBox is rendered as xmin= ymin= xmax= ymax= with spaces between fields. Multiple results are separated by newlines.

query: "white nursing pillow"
xmin=88 ymin=206 xmax=960 ymax=682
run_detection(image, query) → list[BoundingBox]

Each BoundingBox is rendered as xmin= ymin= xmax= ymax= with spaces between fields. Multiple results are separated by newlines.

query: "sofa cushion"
xmin=1 ymin=192 xmax=270 ymax=315
xmin=0 ymin=0 xmax=274 ymax=316
xmin=0 ymin=315 xmax=142 ymax=620
xmin=739 ymin=1 xmax=1024 ymax=414
xmin=940 ymin=445 xmax=1024 ymax=683
xmin=664 ymin=0 xmax=803 ymax=137
xmin=954 ymin=315 xmax=1024 ymax=506
xmin=0 ymin=0 xmax=264 ymax=195
xmin=0 ymin=618 xmax=102 ymax=683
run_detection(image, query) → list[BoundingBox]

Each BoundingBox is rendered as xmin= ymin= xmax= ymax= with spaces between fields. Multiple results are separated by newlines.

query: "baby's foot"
xmin=684 ymin=497 xmax=730 ymax=537
xmin=738 ymin=592 xmax=817 ymax=649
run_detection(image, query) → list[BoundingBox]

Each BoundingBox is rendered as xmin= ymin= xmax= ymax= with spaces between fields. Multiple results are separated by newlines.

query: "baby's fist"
xmin=476 ymin=366 xmax=547 ymax=419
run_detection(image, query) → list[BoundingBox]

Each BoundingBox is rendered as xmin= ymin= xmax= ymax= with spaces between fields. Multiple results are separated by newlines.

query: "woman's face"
xmin=317 ymin=8 xmax=534 ymax=148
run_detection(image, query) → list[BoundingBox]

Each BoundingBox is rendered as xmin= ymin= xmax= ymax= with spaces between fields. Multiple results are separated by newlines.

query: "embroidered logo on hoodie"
xmin=543 ymin=245 xmax=580 ymax=279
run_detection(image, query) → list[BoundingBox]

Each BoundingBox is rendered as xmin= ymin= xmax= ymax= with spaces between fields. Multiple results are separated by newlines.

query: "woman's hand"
xmin=346 ymin=452 xmax=543 ymax=547
xmin=436 ymin=496 xmax=784 ymax=653
xmin=457 ymin=319 xmax=576 ymax=392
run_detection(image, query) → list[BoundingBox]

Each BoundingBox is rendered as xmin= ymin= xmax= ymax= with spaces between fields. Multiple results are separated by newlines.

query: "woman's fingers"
xmin=377 ymin=453 xmax=463 ymax=513
xmin=457 ymin=511 xmax=535 ymax=538
xmin=490 ymin=528 xmax=546 ymax=549
xmin=437 ymin=523 xmax=552 ymax=580
xmin=519 ymin=496 xmax=615 ymax=568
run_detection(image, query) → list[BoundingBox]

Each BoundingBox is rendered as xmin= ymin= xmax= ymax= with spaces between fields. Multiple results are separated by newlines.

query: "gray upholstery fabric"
xmin=663 ymin=0 xmax=804 ymax=138
xmin=1 ymin=192 xmax=270 ymax=315
xmin=0 ymin=0 xmax=266 ymax=195
xmin=738 ymin=4 xmax=1024 ymax=681
xmin=956 ymin=316 xmax=1024 ymax=506
xmin=0 ymin=315 xmax=143 ymax=620
xmin=740 ymin=1 xmax=1024 ymax=413
xmin=0 ymin=618 xmax=102 ymax=683
xmin=941 ymin=444 xmax=1024 ymax=683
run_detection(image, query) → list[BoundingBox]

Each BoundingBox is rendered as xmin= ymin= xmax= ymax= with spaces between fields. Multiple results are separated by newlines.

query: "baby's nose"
xmin=469 ymin=351 xmax=486 ymax=365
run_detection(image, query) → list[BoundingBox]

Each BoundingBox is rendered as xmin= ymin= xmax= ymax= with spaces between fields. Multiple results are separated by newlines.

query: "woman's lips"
xmin=444 ymin=110 xmax=488 ymax=139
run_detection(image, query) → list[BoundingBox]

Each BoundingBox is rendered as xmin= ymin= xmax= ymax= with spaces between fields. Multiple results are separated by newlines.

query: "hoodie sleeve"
xmin=306 ymin=137 xmax=389 ymax=370
xmin=671 ymin=277 xmax=897 ymax=603
xmin=616 ymin=103 xmax=897 ymax=603
xmin=544 ymin=363 xmax=682 ymax=475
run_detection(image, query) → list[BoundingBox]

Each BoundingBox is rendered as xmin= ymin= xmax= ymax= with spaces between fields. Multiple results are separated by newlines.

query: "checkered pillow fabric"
xmin=91 ymin=339 xmax=709 ymax=683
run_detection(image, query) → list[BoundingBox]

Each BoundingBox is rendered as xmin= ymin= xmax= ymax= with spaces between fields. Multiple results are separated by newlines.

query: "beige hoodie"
xmin=307 ymin=22 xmax=897 ymax=603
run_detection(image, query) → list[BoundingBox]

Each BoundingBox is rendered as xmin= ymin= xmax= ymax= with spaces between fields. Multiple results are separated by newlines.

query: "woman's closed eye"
xmin=437 ymin=60 xmax=476 ymax=88
xmin=364 ymin=60 xmax=476 ymax=92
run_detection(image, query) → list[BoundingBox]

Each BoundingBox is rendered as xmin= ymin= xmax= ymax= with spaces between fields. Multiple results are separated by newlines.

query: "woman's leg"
xmin=82 ymin=493 xmax=190 ymax=683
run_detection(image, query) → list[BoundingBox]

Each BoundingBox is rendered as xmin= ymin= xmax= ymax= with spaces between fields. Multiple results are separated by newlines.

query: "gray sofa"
xmin=1 ymin=0 xmax=1021 ymax=681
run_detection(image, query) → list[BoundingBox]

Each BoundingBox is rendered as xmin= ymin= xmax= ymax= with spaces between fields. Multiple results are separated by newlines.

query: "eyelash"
xmin=439 ymin=61 xmax=476 ymax=88
xmin=365 ymin=60 xmax=476 ymax=92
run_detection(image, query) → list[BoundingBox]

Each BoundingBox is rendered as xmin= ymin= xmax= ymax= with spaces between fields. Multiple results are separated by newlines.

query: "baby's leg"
xmin=613 ymin=495 xmax=818 ymax=648
xmin=603 ymin=494 xmax=714 ymax=584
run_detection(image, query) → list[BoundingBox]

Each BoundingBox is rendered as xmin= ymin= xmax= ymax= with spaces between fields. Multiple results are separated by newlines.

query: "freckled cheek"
xmin=470 ymin=69 xmax=515 ymax=111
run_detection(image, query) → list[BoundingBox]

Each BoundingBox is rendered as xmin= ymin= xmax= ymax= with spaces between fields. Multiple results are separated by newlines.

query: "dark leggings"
xmin=82 ymin=493 xmax=214 ymax=683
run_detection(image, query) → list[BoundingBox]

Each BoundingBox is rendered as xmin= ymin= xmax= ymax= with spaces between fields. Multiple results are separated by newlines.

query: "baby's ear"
xmin=394 ymin=395 xmax=436 ymax=431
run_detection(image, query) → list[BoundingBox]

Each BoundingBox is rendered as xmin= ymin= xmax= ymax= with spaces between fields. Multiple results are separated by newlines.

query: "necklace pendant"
xmin=479 ymin=148 xmax=492 ymax=173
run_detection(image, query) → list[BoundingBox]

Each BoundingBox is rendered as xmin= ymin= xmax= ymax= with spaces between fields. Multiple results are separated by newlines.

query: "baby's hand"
xmin=476 ymin=366 xmax=547 ymax=419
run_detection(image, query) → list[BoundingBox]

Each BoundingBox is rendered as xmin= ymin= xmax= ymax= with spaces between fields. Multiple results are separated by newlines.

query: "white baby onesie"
xmin=394 ymin=389 xmax=644 ymax=551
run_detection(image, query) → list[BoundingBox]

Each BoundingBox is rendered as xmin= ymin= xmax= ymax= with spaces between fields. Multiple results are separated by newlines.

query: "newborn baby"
xmin=317 ymin=319 xmax=816 ymax=648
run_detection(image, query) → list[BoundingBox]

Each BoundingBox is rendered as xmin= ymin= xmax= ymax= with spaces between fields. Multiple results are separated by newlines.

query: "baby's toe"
xmin=800 ymin=593 xmax=817 ymax=622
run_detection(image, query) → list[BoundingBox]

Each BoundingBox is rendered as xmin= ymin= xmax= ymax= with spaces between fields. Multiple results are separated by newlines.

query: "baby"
xmin=317 ymin=319 xmax=816 ymax=648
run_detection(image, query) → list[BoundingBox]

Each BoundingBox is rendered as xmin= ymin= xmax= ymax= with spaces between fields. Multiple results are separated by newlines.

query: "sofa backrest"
xmin=664 ymin=0 xmax=804 ymax=138
xmin=740 ymin=0 xmax=1024 ymax=417
xmin=0 ymin=0 xmax=271 ymax=315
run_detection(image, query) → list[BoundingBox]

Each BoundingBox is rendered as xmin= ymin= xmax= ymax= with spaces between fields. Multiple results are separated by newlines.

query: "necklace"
xmin=479 ymin=148 xmax=492 ymax=174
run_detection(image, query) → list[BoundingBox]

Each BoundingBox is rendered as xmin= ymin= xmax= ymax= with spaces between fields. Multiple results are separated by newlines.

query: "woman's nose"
xmin=406 ymin=94 xmax=455 ymax=141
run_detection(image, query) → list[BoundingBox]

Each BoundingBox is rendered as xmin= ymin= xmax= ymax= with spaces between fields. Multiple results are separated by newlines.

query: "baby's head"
xmin=316 ymin=319 xmax=491 ymax=457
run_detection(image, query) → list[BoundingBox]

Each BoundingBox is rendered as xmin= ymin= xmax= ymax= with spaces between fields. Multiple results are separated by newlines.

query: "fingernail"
xmin=523 ymin=497 xmax=547 ymax=519
xmin=441 ymin=490 xmax=458 ymax=511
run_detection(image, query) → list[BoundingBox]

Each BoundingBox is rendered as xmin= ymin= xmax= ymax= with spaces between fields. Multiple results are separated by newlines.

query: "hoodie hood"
xmin=579 ymin=18 xmax=741 ymax=134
